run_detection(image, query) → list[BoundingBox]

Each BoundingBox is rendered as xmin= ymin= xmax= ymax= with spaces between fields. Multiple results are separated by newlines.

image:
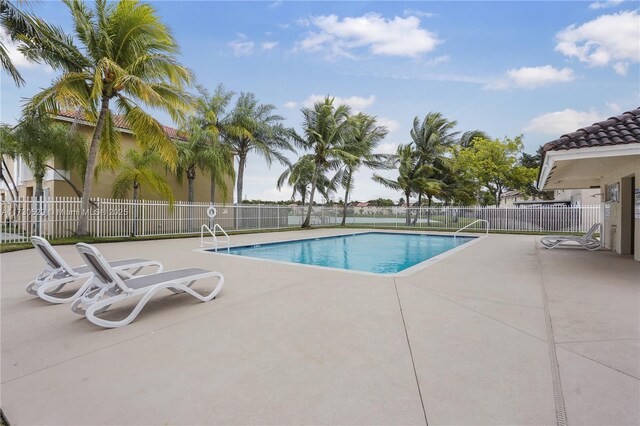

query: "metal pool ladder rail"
xmin=454 ymin=219 xmax=489 ymax=238
xmin=201 ymin=224 xmax=230 ymax=251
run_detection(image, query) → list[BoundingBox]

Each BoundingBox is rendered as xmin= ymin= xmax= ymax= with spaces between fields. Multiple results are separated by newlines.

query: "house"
xmin=537 ymin=108 xmax=640 ymax=261
xmin=1 ymin=111 xmax=234 ymax=203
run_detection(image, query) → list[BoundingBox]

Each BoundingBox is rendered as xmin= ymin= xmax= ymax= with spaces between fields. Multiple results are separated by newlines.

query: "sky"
xmin=1 ymin=0 xmax=639 ymax=203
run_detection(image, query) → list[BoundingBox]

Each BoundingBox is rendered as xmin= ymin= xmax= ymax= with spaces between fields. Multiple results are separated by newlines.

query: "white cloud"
xmin=283 ymin=101 xmax=298 ymax=109
xmin=376 ymin=117 xmax=400 ymax=133
xmin=606 ymin=102 xmax=622 ymax=113
xmin=302 ymin=94 xmax=376 ymax=111
xmin=268 ymin=0 xmax=283 ymax=9
xmin=262 ymin=41 xmax=278 ymax=50
xmin=297 ymin=13 xmax=441 ymax=59
xmin=424 ymin=55 xmax=450 ymax=66
xmin=485 ymin=65 xmax=575 ymax=90
xmin=402 ymin=9 xmax=436 ymax=19
xmin=524 ymin=109 xmax=603 ymax=135
xmin=228 ymin=38 xmax=255 ymax=56
xmin=374 ymin=142 xmax=400 ymax=155
xmin=0 ymin=32 xmax=32 ymax=69
xmin=588 ymin=0 xmax=624 ymax=10
xmin=555 ymin=11 xmax=640 ymax=74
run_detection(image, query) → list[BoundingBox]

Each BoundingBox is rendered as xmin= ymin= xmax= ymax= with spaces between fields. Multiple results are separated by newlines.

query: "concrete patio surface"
xmin=1 ymin=229 xmax=638 ymax=425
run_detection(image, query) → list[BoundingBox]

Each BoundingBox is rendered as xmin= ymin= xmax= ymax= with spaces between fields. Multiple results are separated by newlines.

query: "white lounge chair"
xmin=71 ymin=243 xmax=224 ymax=328
xmin=27 ymin=236 xmax=163 ymax=304
xmin=541 ymin=223 xmax=601 ymax=251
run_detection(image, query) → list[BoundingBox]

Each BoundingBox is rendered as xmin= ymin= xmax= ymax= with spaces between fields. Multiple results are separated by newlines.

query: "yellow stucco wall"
xmin=1 ymin=119 xmax=234 ymax=204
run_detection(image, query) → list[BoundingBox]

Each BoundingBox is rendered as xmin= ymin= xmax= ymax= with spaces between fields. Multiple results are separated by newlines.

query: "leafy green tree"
xmin=290 ymin=97 xmax=356 ymax=228
xmin=1 ymin=117 xmax=86 ymax=199
xmin=456 ymin=136 xmax=537 ymax=207
xmin=339 ymin=113 xmax=389 ymax=225
xmin=227 ymin=92 xmax=293 ymax=205
xmin=19 ymin=0 xmax=193 ymax=235
xmin=520 ymin=146 xmax=553 ymax=200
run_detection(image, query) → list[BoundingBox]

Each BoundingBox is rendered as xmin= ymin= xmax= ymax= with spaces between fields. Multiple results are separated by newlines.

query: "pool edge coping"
xmin=193 ymin=229 xmax=486 ymax=278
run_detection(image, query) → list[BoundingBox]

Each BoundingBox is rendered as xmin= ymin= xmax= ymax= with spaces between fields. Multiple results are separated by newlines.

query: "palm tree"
xmin=3 ymin=117 xmax=86 ymax=199
xmin=0 ymin=0 xmax=40 ymax=86
xmin=190 ymin=84 xmax=242 ymax=202
xmin=373 ymin=144 xmax=439 ymax=226
xmin=290 ymin=97 xmax=356 ymax=228
xmin=339 ymin=113 xmax=389 ymax=225
xmin=112 ymin=148 xmax=174 ymax=236
xmin=277 ymin=154 xmax=336 ymax=206
xmin=227 ymin=92 xmax=293 ymax=204
xmin=458 ymin=130 xmax=489 ymax=148
xmin=19 ymin=0 xmax=193 ymax=235
xmin=176 ymin=120 xmax=234 ymax=205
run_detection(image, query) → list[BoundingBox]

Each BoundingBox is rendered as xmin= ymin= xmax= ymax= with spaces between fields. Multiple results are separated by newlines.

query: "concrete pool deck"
xmin=1 ymin=229 xmax=638 ymax=425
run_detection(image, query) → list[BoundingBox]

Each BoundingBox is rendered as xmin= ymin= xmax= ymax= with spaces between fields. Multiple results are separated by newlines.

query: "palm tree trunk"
xmin=236 ymin=155 xmax=246 ymax=205
xmin=405 ymin=190 xmax=411 ymax=226
xmin=1 ymin=158 xmax=18 ymax=200
xmin=302 ymin=167 xmax=319 ymax=228
xmin=132 ymin=183 xmax=139 ymax=236
xmin=188 ymin=175 xmax=194 ymax=232
xmin=341 ymin=171 xmax=352 ymax=226
xmin=77 ymin=95 xmax=110 ymax=236
xmin=210 ymin=174 xmax=216 ymax=203
xmin=412 ymin=193 xmax=422 ymax=226
xmin=34 ymin=173 xmax=44 ymax=235
xmin=427 ymin=196 xmax=432 ymax=225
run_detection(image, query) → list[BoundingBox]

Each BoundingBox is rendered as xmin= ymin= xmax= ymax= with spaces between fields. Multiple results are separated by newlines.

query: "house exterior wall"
xmin=553 ymin=188 xmax=601 ymax=206
xmin=600 ymin=157 xmax=640 ymax=261
xmin=1 ymin=120 xmax=234 ymax=204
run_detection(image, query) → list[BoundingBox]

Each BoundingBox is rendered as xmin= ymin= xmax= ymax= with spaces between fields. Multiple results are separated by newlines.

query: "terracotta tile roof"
xmin=542 ymin=108 xmax=640 ymax=154
xmin=55 ymin=110 xmax=187 ymax=141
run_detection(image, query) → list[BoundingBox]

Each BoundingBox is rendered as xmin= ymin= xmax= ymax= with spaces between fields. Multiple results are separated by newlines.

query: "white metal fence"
xmin=0 ymin=197 xmax=601 ymax=243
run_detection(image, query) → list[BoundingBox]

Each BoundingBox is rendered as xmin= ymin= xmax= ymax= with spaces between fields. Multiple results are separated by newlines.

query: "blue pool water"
xmin=216 ymin=232 xmax=476 ymax=274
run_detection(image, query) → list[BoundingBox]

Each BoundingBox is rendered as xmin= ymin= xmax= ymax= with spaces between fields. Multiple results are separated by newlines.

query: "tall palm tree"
xmin=190 ymin=84 xmax=242 ymax=202
xmin=19 ymin=0 xmax=193 ymax=235
xmin=112 ymin=148 xmax=174 ymax=236
xmin=176 ymin=120 xmax=234 ymax=205
xmin=227 ymin=92 xmax=293 ymax=204
xmin=339 ymin=113 xmax=389 ymax=225
xmin=290 ymin=97 xmax=356 ymax=228
xmin=410 ymin=113 xmax=458 ymax=217
xmin=277 ymin=154 xmax=336 ymax=206
xmin=373 ymin=144 xmax=439 ymax=226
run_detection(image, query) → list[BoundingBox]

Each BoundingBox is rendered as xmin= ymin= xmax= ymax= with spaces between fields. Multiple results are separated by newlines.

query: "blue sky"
xmin=1 ymin=0 xmax=638 ymax=202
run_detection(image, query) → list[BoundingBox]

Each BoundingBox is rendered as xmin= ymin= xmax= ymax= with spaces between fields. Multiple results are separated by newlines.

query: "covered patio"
xmin=538 ymin=108 xmax=640 ymax=261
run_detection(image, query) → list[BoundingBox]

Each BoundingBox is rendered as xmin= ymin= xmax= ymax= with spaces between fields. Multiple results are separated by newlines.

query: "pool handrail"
xmin=201 ymin=223 xmax=230 ymax=251
xmin=454 ymin=219 xmax=489 ymax=237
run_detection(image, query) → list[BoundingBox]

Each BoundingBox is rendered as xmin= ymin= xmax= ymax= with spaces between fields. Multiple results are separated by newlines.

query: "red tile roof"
xmin=55 ymin=110 xmax=187 ymax=141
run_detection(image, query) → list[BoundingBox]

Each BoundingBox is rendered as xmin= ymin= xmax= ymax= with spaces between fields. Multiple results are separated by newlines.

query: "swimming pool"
xmin=212 ymin=232 xmax=476 ymax=275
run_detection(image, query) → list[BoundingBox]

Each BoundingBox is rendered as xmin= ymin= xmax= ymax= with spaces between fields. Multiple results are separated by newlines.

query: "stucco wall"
xmin=2 ymin=121 xmax=235 ymax=204
xmin=600 ymin=157 xmax=640 ymax=261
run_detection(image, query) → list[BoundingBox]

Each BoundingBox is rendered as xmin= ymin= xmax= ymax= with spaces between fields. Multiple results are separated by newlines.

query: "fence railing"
xmin=0 ymin=197 xmax=601 ymax=243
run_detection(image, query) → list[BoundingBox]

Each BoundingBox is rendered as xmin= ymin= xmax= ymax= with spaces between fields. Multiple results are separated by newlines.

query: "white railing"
xmin=0 ymin=197 xmax=602 ymax=243
xmin=200 ymin=223 xmax=229 ymax=251
xmin=454 ymin=219 xmax=489 ymax=237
